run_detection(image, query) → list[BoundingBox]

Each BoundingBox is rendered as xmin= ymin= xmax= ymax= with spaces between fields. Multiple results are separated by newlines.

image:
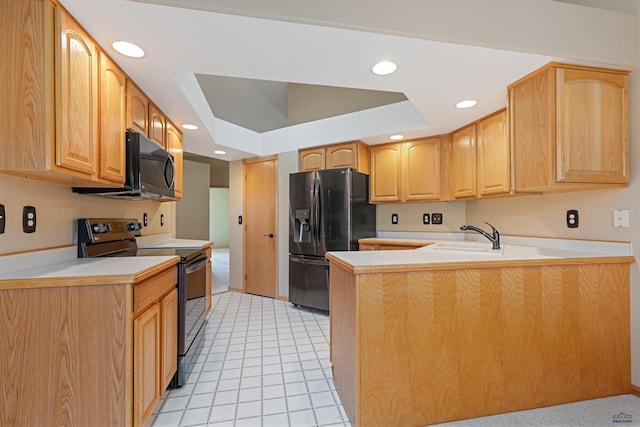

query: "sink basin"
xmin=429 ymin=242 xmax=504 ymax=255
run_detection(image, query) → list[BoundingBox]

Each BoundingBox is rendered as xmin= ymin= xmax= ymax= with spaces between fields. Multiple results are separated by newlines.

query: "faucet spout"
xmin=459 ymin=222 xmax=501 ymax=250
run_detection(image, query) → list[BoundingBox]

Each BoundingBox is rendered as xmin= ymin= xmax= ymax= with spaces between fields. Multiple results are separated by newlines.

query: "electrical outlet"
xmin=160 ymin=214 xmax=165 ymax=226
xmin=143 ymin=212 xmax=148 ymax=227
xmin=423 ymin=213 xmax=430 ymax=225
xmin=614 ymin=209 xmax=629 ymax=228
xmin=391 ymin=213 xmax=398 ymax=224
xmin=567 ymin=209 xmax=578 ymax=228
xmin=432 ymin=213 xmax=443 ymax=224
xmin=0 ymin=204 xmax=4 ymax=234
xmin=23 ymin=205 xmax=36 ymax=233
xmin=238 ymin=215 xmax=243 ymax=225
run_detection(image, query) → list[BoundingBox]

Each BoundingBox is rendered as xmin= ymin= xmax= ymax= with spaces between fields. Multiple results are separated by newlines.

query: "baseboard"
xmin=630 ymin=384 xmax=640 ymax=397
xmin=277 ymin=295 xmax=289 ymax=302
xmin=229 ymin=286 xmax=242 ymax=293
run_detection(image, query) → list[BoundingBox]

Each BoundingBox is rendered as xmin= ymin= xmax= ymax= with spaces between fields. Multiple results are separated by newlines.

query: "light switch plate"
xmin=614 ymin=209 xmax=629 ymax=228
xmin=391 ymin=213 xmax=398 ymax=224
xmin=0 ymin=204 xmax=5 ymax=234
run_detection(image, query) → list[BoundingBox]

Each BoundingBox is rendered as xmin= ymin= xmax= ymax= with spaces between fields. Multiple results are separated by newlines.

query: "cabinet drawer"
xmin=134 ymin=267 xmax=177 ymax=315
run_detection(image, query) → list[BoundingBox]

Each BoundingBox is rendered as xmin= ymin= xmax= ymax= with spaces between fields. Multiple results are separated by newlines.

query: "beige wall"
xmin=228 ymin=160 xmax=244 ymax=291
xmin=277 ymin=151 xmax=298 ymax=298
xmin=176 ymin=159 xmax=210 ymax=240
xmin=0 ymin=174 xmax=175 ymax=255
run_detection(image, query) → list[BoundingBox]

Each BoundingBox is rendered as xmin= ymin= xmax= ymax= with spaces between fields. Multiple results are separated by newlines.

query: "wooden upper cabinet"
xmin=403 ymin=137 xmax=441 ymax=201
xmin=326 ymin=141 xmax=370 ymax=174
xmin=98 ymin=51 xmax=126 ymax=184
xmin=149 ymin=104 xmax=166 ymax=148
xmin=55 ymin=7 xmax=98 ymax=176
xmin=166 ymin=120 xmax=184 ymax=199
xmin=126 ymin=80 xmax=149 ymax=135
xmin=299 ymin=147 xmax=325 ymax=171
xmin=370 ymin=138 xmax=445 ymax=203
xmin=476 ymin=109 xmax=509 ymax=197
xmin=510 ymin=63 xmax=629 ymax=193
xmin=450 ymin=124 xmax=477 ymax=199
xmin=556 ymin=67 xmax=628 ymax=184
xmin=370 ymin=143 xmax=403 ymax=202
xmin=299 ymin=141 xmax=369 ymax=173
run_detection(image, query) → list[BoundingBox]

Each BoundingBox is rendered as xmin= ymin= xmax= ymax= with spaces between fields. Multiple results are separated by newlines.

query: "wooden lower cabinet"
xmin=134 ymin=302 xmax=161 ymax=426
xmin=329 ymin=260 xmax=631 ymax=427
xmin=133 ymin=267 xmax=178 ymax=427
xmin=160 ymin=288 xmax=179 ymax=392
xmin=0 ymin=263 xmax=178 ymax=427
xmin=134 ymin=286 xmax=177 ymax=425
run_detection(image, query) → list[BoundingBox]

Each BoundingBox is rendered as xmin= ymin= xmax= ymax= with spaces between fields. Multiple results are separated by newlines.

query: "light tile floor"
xmin=152 ymin=291 xmax=350 ymax=427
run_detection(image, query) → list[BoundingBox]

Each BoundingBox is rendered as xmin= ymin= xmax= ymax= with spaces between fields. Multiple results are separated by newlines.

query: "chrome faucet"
xmin=460 ymin=222 xmax=501 ymax=250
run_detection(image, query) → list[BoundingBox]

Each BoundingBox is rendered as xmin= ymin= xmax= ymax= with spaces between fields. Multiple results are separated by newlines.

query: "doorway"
xmin=243 ymin=156 xmax=277 ymax=298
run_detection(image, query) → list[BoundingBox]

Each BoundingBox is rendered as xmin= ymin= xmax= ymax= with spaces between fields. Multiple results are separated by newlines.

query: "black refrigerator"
xmin=289 ymin=168 xmax=376 ymax=311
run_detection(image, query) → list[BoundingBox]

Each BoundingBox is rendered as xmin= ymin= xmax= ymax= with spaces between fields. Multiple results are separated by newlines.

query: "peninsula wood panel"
xmin=0 ymin=284 xmax=128 ymax=426
xmin=329 ymin=265 xmax=358 ymax=425
xmin=332 ymin=263 xmax=631 ymax=426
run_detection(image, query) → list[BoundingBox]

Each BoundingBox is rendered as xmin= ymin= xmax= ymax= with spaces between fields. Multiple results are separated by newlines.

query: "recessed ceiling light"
xmin=456 ymin=99 xmax=477 ymax=109
xmin=372 ymin=61 xmax=397 ymax=76
xmin=112 ymin=41 xmax=145 ymax=58
xmin=181 ymin=124 xmax=198 ymax=130
xmin=389 ymin=134 xmax=404 ymax=140
xmin=214 ymin=150 xmax=226 ymax=155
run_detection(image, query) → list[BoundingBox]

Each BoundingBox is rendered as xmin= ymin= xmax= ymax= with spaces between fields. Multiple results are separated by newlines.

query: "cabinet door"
xmin=166 ymin=121 xmax=184 ymax=199
xmin=149 ymin=104 xmax=166 ymax=148
xmin=299 ymin=148 xmax=325 ymax=171
xmin=556 ymin=68 xmax=628 ymax=184
xmin=450 ymin=124 xmax=476 ymax=198
xmin=160 ymin=288 xmax=178 ymax=392
xmin=477 ymin=110 xmax=510 ymax=196
xmin=326 ymin=142 xmax=358 ymax=169
xmin=126 ymin=80 xmax=148 ymax=135
xmin=98 ymin=52 xmax=126 ymax=184
xmin=134 ymin=303 xmax=160 ymax=427
xmin=403 ymin=138 xmax=441 ymax=201
xmin=370 ymin=144 xmax=402 ymax=202
xmin=55 ymin=8 xmax=98 ymax=175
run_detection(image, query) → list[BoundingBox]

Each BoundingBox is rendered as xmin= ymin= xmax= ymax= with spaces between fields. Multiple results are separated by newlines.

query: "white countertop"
xmin=0 ymin=255 xmax=179 ymax=281
xmin=329 ymin=235 xmax=634 ymax=269
xmin=136 ymin=234 xmax=213 ymax=249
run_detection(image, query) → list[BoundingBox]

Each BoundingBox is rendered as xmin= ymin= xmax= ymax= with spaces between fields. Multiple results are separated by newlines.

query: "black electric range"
xmin=77 ymin=218 xmax=208 ymax=388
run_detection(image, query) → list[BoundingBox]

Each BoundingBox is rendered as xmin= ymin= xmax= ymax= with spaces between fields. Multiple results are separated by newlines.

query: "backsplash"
xmin=376 ymin=201 xmax=466 ymax=233
xmin=0 ymin=174 xmax=175 ymax=255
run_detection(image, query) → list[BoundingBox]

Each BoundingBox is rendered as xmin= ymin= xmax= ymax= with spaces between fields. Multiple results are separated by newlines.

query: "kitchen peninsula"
xmin=327 ymin=239 xmax=635 ymax=427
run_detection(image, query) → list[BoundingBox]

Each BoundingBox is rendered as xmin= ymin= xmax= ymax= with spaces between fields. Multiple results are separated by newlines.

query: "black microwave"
xmin=73 ymin=132 xmax=175 ymax=200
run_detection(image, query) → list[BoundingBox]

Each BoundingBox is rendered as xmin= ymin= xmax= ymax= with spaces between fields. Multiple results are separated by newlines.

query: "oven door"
xmin=180 ymin=253 xmax=208 ymax=356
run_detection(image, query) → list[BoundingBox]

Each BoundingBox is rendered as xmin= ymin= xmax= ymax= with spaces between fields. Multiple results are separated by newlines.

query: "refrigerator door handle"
xmin=311 ymin=178 xmax=320 ymax=248
xmin=289 ymin=256 xmax=328 ymax=266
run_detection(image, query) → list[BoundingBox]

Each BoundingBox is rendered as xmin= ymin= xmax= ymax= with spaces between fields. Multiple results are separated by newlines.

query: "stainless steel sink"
xmin=428 ymin=242 xmax=505 ymax=255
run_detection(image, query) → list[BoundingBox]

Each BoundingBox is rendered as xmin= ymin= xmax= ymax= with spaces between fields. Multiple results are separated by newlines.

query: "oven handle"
xmin=185 ymin=256 xmax=209 ymax=274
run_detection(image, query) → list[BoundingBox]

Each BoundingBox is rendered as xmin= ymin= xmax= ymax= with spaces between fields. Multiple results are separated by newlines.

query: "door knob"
xmin=264 ymin=233 xmax=274 ymax=238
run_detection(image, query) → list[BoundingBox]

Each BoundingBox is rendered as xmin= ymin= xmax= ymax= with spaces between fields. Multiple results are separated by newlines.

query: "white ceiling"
xmin=58 ymin=0 xmax=638 ymax=161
